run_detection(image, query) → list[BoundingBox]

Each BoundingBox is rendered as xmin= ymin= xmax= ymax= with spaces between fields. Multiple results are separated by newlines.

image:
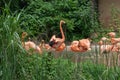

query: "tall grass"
xmin=0 ymin=7 xmax=24 ymax=79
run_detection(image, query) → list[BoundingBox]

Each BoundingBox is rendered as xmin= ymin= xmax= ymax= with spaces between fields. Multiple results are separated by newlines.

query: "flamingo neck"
xmin=60 ymin=22 xmax=65 ymax=40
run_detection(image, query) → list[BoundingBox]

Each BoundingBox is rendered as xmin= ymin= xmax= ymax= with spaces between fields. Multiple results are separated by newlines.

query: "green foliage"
xmin=81 ymin=61 xmax=106 ymax=80
xmin=19 ymin=0 xmax=100 ymax=41
xmin=0 ymin=0 xmax=29 ymax=13
xmin=9 ymin=52 xmax=76 ymax=80
xmin=0 ymin=7 xmax=24 ymax=80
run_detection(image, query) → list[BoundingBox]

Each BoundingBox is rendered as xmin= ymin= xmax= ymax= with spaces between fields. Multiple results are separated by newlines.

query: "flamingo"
xmin=39 ymin=40 xmax=45 ymax=49
xmin=108 ymin=32 xmax=120 ymax=44
xmin=98 ymin=36 xmax=120 ymax=53
xmin=108 ymin=32 xmax=120 ymax=50
xmin=108 ymin=32 xmax=116 ymax=38
xmin=97 ymin=36 xmax=120 ymax=66
xmin=21 ymin=32 xmax=42 ymax=54
xmin=70 ymin=38 xmax=91 ymax=52
xmin=98 ymin=37 xmax=111 ymax=53
xmin=48 ymin=20 xmax=66 ymax=52
xmin=107 ymin=32 xmax=120 ymax=66
xmin=98 ymin=32 xmax=120 ymax=66
xmin=39 ymin=40 xmax=51 ymax=50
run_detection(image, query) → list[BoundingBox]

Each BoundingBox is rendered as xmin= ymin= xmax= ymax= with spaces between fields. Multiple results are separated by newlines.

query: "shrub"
xmin=19 ymin=0 xmax=100 ymax=41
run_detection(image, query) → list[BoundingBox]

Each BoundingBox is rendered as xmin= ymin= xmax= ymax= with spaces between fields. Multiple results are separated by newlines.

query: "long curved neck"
xmin=60 ymin=22 xmax=65 ymax=40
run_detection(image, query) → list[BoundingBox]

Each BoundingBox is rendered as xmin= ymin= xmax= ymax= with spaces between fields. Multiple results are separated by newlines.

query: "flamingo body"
xmin=70 ymin=39 xmax=91 ymax=52
xmin=23 ymin=41 xmax=42 ymax=54
xmin=49 ymin=20 xmax=66 ymax=52
xmin=21 ymin=32 xmax=42 ymax=54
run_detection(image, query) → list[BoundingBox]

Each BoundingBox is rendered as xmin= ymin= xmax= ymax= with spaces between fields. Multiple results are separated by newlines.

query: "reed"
xmin=0 ymin=6 xmax=25 ymax=80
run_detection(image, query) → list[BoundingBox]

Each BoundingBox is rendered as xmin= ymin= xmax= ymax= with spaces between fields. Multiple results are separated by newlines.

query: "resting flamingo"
xmin=21 ymin=32 xmax=42 ymax=54
xmin=70 ymin=38 xmax=91 ymax=52
xmin=48 ymin=20 xmax=66 ymax=52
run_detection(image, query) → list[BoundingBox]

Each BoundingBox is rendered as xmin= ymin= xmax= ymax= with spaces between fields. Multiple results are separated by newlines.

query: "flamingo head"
xmin=22 ymin=32 xmax=28 ymax=39
xmin=108 ymin=32 xmax=116 ymax=38
xmin=41 ymin=39 xmax=45 ymax=43
xmin=49 ymin=35 xmax=57 ymax=47
xmin=60 ymin=20 xmax=66 ymax=24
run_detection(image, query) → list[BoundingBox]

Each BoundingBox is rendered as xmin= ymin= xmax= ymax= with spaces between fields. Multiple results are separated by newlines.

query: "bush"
xmin=19 ymin=0 xmax=100 ymax=41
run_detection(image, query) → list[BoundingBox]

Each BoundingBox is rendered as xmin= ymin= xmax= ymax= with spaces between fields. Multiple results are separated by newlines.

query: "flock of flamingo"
xmin=21 ymin=20 xmax=120 ymax=65
xmin=98 ymin=32 xmax=120 ymax=54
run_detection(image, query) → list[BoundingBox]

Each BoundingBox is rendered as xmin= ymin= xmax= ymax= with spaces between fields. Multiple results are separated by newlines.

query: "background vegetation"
xmin=0 ymin=0 xmax=100 ymax=41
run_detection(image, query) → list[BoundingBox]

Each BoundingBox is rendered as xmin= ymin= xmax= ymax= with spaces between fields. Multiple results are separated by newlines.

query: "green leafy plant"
xmin=19 ymin=0 xmax=100 ymax=41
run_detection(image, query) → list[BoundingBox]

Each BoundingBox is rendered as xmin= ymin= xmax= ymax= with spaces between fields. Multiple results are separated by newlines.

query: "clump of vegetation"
xmin=19 ymin=0 xmax=100 ymax=41
xmin=0 ymin=6 xmax=24 ymax=80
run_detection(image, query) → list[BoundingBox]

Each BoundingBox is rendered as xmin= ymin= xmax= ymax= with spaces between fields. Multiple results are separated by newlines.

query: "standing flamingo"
xmin=108 ymin=32 xmax=116 ymax=38
xmin=98 ymin=36 xmax=118 ymax=66
xmin=98 ymin=37 xmax=112 ymax=54
xmin=108 ymin=32 xmax=120 ymax=50
xmin=49 ymin=20 xmax=66 ymax=52
xmin=98 ymin=32 xmax=120 ymax=66
xmin=98 ymin=39 xmax=119 ymax=54
xmin=70 ymin=38 xmax=91 ymax=52
xmin=108 ymin=32 xmax=120 ymax=45
xmin=21 ymin=32 xmax=42 ymax=54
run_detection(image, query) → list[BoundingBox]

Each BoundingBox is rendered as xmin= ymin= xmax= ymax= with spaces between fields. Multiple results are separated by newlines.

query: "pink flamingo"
xmin=98 ymin=32 xmax=120 ymax=66
xmin=21 ymin=32 xmax=42 ymax=54
xmin=108 ymin=32 xmax=120 ymax=51
xmin=98 ymin=36 xmax=119 ymax=66
xmin=70 ymin=38 xmax=91 ymax=52
xmin=98 ymin=36 xmax=120 ymax=53
xmin=98 ymin=37 xmax=113 ymax=54
xmin=108 ymin=32 xmax=120 ymax=66
xmin=39 ymin=40 xmax=51 ymax=50
xmin=108 ymin=32 xmax=120 ymax=44
xmin=48 ymin=20 xmax=66 ymax=52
